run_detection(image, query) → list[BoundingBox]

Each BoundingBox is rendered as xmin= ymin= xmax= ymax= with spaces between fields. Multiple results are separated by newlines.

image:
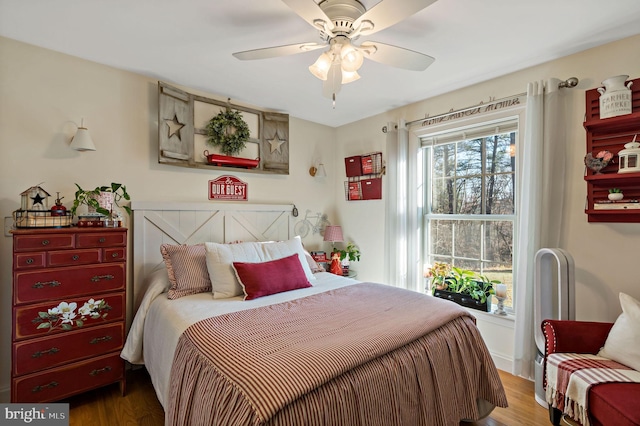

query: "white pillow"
xmin=205 ymin=236 xmax=315 ymax=299
xmin=598 ymin=292 xmax=640 ymax=371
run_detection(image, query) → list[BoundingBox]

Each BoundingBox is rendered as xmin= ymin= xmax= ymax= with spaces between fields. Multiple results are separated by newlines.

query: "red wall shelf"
xmin=583 ymin=77 xmax=640 ymax=223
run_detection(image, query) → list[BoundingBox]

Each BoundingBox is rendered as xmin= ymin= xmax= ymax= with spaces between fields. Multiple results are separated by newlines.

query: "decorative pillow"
xmin=232 ymin=254 xmax=312 ymax=300
xmin=304 ymin=250 xmax=325 ymax=273
xmin=205 ymin=236 xmax=315 ymax=299
xmin=598 ymin=292 xmax=640 ymax=371
xmin=160 ymin=244 xmax=211 ymax=299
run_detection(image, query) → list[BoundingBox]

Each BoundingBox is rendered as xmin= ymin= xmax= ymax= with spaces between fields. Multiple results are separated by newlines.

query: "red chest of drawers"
xmin=11 ymin=227 xmax=127 ymax=402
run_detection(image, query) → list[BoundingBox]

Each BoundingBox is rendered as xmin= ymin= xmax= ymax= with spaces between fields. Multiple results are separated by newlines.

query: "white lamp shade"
xmin=316 ymin=163 xmax=327 ymax=177
xmin=341 ymin=70 xmax=360 ymax=84
xmin=324 ymin=225 xmax=344 ymax=243
xmin=70 ymin=127 xmax=96 ymax=151
xmin=340 ymin=45 xmax=364 ymax=72
xmin=309 ymin=52 xmax=332 ymax=80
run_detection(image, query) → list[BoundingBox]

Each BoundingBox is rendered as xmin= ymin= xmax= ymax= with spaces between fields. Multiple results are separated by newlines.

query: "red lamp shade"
xmin=324 ymin=225 xmax=344 ymax=243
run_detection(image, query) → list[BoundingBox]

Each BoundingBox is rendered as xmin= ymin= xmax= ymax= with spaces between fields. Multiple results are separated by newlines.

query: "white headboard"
xmin=130 ymin=201 xmax=295 ymax=307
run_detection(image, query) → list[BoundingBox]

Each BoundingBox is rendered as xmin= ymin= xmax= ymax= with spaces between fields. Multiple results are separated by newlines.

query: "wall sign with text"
xmin=209 ymin=175 xmax=248 ymax=201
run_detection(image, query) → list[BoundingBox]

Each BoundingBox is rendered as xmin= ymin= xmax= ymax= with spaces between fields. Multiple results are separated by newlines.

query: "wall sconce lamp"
xmin=70 ymin=119 xmax=96 ymax=151
xmin=309 ymin=162 xmax=326 ymax=177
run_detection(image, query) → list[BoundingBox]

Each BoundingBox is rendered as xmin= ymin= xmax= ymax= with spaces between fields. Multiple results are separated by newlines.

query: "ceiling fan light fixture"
xmin=309 ymin=51 xmax=333 ymax=80
xmin=340 ymin=45 xmax=363 ymax=72
xmin=341 ymin=69 xmax=360 ymax=84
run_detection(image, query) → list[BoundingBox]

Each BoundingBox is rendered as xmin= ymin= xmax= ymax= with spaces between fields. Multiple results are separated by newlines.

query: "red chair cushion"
xmin=589 ymin=383 xmax=640 ymax=426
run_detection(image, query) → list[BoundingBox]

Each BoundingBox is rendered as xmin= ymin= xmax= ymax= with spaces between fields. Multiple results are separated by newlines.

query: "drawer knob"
xmin=32 ymin=381 xmax=58 ymax=393
xmin=32 ymin=347 xmax=60 ymax=358
xmin=89 ymin=366 xmax=112 ymax=376
xmin=99 ymin=237 xmax=106 ymax=243
xmin=90 ymin=274 xmax=114 ymax=282
xmin=32 ymin=280 xmax=61 ymax=289
xmin=72 ymin=255 xmax=80 ymax=261
xmin=41 ymin=240 xmax=50 ymax=246
xmin=111 ymin=252 xmax=119 ymax=258
xmin=90 ymin=335 xmax=113 ymax=344
xmin=26 ymin=258 xmax=34 ymax=264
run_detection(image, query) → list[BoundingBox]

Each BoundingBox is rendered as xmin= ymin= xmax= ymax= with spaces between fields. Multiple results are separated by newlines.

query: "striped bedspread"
xmin=167 ymin=282 xmax=507 ymax=426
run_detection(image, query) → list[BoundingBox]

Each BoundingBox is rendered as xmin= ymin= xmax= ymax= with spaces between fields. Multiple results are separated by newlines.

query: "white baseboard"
xmin=492 ymin=352 xmax=513 ymax=373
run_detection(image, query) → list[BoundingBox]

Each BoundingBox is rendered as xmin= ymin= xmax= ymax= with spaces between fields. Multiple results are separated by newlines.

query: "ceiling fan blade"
xmin=360 ymin=41 xmax=434 ymax=71
xmin=233 ymin=42 xmax=326 ymax=60
xmin=282 ymin=0 xmax=334 ymax=32
xmin=353 ymin=0 xmax=438 ymax=35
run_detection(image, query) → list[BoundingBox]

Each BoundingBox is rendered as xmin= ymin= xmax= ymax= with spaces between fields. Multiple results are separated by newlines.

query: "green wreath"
xmin=205 ymin=108 xmax=250 ymax=156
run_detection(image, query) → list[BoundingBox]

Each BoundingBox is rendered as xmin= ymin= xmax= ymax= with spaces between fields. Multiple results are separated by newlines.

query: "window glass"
xmin=422 ymin=117 xmax=517 ymax=309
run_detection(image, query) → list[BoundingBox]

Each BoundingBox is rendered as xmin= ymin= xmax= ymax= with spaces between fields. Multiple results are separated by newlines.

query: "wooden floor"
xmin=66 ymin=368 xmax=550 ymax=426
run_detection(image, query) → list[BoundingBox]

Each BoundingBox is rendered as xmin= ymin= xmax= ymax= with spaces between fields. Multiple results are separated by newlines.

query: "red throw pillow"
xmin=232 ymin=254 xmax=312 ymax=300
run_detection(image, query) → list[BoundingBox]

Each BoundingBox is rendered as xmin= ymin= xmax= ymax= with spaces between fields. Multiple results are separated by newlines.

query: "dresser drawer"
xmin=103 ymin=247 xmax=126 ymax=263
xmin=13 ymin=323 xmax=124 ymax=376
xmin=14 ymin=252 xmax=46 ymax=270
xmin=14 ymin=292 xmax=125 ymax=341
xmin=12 ymin=352 xmax=124 ymax=403
xmin=13 ymin=234 xmax=74 ymax=252
xmin=76 ymin=232 xmax=126 ymax=248
xmin=14 ymin=263 xmax=125 ymax=305
xmin=48 ymin=249 xmax=101 ymax=267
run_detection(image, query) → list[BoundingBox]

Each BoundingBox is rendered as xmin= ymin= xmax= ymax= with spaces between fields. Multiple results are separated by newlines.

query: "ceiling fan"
xmin=233 ymin=0 xmax=437 ymax=104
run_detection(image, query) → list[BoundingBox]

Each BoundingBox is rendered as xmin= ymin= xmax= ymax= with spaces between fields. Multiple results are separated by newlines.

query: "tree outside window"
xmin=423 ymin=122 xmax=516 ymax=308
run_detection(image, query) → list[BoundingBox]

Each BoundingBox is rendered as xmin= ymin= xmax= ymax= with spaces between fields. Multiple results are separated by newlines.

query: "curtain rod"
xmin=402 ymin=77 xmax=579 ymax=129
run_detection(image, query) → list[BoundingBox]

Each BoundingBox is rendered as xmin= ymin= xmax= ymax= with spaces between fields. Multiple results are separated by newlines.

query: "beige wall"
xmin=336 ymin=34 xmax=640 ymax=319
xmin=334 ymin=34 xmax=640 ymax=370
xmin=0 ymin=37 xmax=338 ymax=400
xmin=1 ymin=34 xmax=639 ymax=400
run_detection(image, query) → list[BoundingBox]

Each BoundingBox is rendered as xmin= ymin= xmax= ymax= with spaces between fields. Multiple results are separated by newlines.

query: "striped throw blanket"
xmin=167 ymin=282 xmax=507 ymax=426
xmin=546 ymin=353 xmax=640 ymax=426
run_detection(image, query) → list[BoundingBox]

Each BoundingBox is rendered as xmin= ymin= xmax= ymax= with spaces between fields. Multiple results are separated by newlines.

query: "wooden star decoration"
xmin=31 ymin=193 xmax=45 ymax=206
xmin=267 ymin=134 xmax=286 ymax=153
xmin=165 ymin=114 xmax=185 ymax=140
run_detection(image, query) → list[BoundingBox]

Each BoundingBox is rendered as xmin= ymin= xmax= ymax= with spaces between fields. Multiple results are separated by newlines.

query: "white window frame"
xmin=412 ymin=106 xmax=525 ymax=312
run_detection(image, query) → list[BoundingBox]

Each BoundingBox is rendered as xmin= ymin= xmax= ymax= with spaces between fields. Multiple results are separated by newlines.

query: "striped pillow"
xmin=161 ymin=244 xmax=212 ymax=299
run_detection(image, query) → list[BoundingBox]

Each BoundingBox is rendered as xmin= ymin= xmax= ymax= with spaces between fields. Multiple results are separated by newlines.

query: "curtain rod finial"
xmin=559 ymin=77 xmax=579 ymax=88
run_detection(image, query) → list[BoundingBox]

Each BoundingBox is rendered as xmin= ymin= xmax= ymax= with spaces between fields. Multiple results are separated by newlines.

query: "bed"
xmin=121 ymin=202 xmax=507 ymax=425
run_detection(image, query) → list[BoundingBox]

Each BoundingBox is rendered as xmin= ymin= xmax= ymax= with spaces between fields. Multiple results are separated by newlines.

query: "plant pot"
xmin=88 ymin=192 xmax=114 ymax=214
xmin=433 ymin=289 xmax=492 ymax=312
xmin=608 ymin=193 xmax=624 ymax=201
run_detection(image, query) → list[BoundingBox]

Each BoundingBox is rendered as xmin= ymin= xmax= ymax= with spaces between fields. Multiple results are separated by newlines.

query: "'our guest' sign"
xmin=208 ymin=175 xmax=248 ymax=201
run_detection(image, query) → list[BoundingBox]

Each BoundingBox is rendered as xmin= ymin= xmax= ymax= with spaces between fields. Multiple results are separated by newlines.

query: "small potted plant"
xmin=608 ymin=188 xmax=624 ymax=201
xmin=332 ymin=242 xmax=361 ymax=275
xmin=71 ymin=183 xmax=131 ymax=218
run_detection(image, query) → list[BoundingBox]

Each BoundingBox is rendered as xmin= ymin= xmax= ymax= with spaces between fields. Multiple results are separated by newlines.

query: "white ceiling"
xmin=1 ymin=0 xmax=639 ymax=127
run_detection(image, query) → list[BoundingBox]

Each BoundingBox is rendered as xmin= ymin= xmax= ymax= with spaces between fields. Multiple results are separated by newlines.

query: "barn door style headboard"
xmin=130 ymin=201 xmax=295 ymax=307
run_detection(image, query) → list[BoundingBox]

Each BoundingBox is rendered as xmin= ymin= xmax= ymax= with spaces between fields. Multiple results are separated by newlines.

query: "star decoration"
xmin=267 ymin=134 xmax=286 ymax=154
xmin=31 ymin=193 xmax=46 ymax=206
xmin=165 ymin=114 xmax=185 ymax=140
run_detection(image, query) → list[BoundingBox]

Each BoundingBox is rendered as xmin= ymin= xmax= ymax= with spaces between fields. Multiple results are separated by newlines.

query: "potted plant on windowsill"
xmin=427 ymin=263 xmax=499 ymax=312
xmin=71 ymin=183 xmax=131 ymax=221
